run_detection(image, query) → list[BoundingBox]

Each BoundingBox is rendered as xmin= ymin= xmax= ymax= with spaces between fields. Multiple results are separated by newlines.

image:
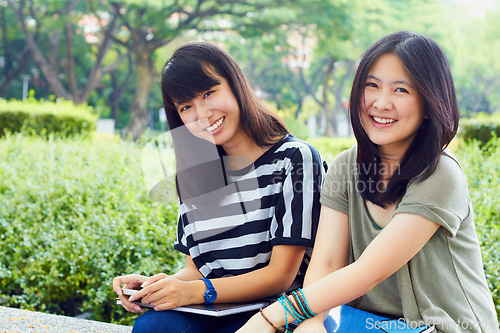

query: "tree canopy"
xmin=1 ymin=0 xmax=498 ymax=138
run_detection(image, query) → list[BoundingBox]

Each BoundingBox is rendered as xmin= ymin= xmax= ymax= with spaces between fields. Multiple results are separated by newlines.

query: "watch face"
xmin=205 ymin=289 xmax=217 ymax=303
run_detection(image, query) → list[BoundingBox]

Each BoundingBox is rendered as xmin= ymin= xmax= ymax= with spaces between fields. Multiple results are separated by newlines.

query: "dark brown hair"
xmin=161 ymin=41 xmax=288 ymax=147
xmin=349 ymin=31 xmax=459 ymax=207
xmin=160 ymin=42 xmax=288 ymax=203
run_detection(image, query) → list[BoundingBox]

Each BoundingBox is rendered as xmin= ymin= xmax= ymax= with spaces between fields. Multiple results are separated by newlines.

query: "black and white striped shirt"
xmin=174 ymin=134 xmax=326 ymax=289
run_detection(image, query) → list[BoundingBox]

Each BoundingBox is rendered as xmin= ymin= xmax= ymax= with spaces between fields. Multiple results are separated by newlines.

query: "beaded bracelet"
xmin=277 ymin=296 xmax=291 ymax=330
xmin=283 ymin=294 xmax=307 ymax=322
xmin=259 ymin=308 xmax=284 ymax=332
xmin=291 ymin=291 xmax=309 ymax=318
xmin=277 ymin=289 xmax=317 ymax=325
xmin=298 ymin=288 xmax=317 ymax=317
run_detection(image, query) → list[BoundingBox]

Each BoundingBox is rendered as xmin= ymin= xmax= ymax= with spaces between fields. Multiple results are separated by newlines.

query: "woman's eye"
xmin=365 ymin=82 xmax=377 ymax=88
xmin=204 ymin=90 xmax=214 ymax=98
xmin=180 ymin=105 xmax=191 ymax=112
xmin=395 ymin=87 xmax=409 ymax=93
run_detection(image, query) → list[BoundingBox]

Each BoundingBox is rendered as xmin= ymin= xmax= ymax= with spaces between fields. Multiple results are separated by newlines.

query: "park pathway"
xmin=0 ymin=306 xmax=132 ymax=333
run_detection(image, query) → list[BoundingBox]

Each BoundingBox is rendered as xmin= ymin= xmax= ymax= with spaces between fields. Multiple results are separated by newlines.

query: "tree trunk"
xmin=110 ymin=53 xmax=133 ymax=124
xmin=64 ymin=22 xmax=80 ymax=103
xmin=333 ymin=60 xmax=355 ymax=136
xmin=323 ymin=56 xmax=337 ymax=137
xmin=1 ymin=6 xmax=11 ymax=74
xmin=9 ymin=0 xmax=72 ymax=100
xmin=125 ymin=52 xmax=156 ymax=140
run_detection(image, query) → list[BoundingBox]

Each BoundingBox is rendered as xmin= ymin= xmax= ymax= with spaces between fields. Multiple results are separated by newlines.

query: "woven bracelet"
xmin=298 ymin=288 xmax=317 ymax=317
xmin=259 ymin=308 xmax=284 ymax=332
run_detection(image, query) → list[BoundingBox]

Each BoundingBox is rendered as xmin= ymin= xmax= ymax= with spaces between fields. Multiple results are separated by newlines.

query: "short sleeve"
xmin=320 ymin=148 xmax=353 ymax=215
xmin=173 ymin=204 xmax=189 ymax=254
xmin=395 ymin=152 xmax=470 ymax=237
xmin=270 ymin=144 xmax=324 ymax=247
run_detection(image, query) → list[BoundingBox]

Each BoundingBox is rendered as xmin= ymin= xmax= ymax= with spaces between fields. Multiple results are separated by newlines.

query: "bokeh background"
xmin=0 ymin=0 xmax=498 ymax=327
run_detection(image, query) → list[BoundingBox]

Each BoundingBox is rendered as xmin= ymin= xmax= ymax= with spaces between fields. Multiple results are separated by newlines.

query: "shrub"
xmin=0 ymin=134 xmax=498 ymax=326
xmin=306 ymin=136 xmax=356 ymax=162
xmin=454 ymin=137 xmax=500 ymax=321
xmin=0 ymin=134 xmax=182 ymax=326
xmin=283 ymin=116 xmax=310 ymax=141
xmin=459 ymin=114 xmax=500 ymax=145
xmin=0 ymin=96 xmax=97 ymax=138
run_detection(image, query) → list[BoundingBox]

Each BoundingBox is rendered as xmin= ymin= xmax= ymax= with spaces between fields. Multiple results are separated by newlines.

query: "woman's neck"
xmin=378 ymin=145 xmax=407 ymax=180
xmin=380 ymin=157 xmax=400 ymax=181
xmin=222 ymin=135 xmax=282 ymax=170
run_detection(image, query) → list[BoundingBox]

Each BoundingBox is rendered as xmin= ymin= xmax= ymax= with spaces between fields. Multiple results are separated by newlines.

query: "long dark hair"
xmin=161 ymin=41 xmax=288 ymax=146
xmin=349 ymin=31 xmax=459 ymax=207
xmin=160 ymin=41 xmax=288 ymax=203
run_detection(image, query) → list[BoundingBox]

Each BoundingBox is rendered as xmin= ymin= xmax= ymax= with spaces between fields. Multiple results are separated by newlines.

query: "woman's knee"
xmin=132 ymin=310 xmax=161 ymax=333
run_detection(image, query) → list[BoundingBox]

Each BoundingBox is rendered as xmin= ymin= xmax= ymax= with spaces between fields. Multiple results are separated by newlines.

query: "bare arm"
xmin=171 ymin=255 xmax=204 ymax=281
xmin=237 ymin=212 xmax=440 ymax=332
xmin=295 ymin=206 xmax=350 ymax=331
xmin=211 ymin=245 xmax=306 ymax=303
xmin=130 ymin=244 xmax=307 ymax=310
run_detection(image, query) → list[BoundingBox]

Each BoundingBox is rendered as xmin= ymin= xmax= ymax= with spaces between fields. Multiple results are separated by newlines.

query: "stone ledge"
xmin=0 ymin=306 xmax=132 ymax=333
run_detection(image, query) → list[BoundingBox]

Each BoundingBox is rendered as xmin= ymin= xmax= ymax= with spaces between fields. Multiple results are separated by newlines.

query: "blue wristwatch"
xmin=200 ymin=278 xmax=217 ymax=304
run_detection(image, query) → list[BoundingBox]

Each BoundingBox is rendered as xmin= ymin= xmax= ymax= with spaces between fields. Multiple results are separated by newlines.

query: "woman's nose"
xmin=372 ymin=91 xmax=393 ymax=111
xmin=195 ymin=105 xmax=214 ymax=120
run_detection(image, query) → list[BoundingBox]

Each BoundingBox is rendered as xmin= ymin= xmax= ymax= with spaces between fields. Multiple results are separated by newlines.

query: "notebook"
xmin=116 ymin=288 xmax=269 ymax=317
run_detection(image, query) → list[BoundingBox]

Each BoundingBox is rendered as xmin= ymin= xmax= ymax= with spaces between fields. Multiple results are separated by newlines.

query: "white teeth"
xmin=206 ymin=117 xmax=224 ymax=132
xmin=373 ymin=116 xmax=395 ymax=124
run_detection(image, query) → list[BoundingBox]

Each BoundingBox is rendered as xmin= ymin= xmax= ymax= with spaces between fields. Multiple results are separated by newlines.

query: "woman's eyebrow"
xmin=367 ymin=74 xmax=413 ymax=87
xmin=394 ymin=79 xmax=412 ymax=86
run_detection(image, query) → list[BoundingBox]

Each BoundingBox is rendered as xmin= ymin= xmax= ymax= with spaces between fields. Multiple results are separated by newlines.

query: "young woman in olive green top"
xmin=237 ymin=31 xmax=498 ymax=333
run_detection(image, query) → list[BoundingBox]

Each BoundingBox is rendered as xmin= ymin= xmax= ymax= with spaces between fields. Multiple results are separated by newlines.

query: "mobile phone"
xmin=117 ymin=288 xmax=153 ymax=308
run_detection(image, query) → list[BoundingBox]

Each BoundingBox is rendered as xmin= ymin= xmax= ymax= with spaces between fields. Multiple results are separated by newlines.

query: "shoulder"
xmin=273 ymin=135 xmax=324 ymax=165
xmin=398 ymin=150 xmax=471 ymax=236
xmin=403 ymin=150 xmax=469 ymax=210
xmin=437 ymin=149 xmax=466 ymax=176
xmin=410 ymin=149 xmax=468 ymax=191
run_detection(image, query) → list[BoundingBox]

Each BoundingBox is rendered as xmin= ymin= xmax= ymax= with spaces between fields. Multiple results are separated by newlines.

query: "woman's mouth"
xmin=205 ymin=117 xmax=225 ymax=132
xmin=372 ymin=116 xmax=396 ymax=124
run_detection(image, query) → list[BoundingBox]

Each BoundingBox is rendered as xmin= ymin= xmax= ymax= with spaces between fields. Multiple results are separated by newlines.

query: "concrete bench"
xmin=0 ymin=306 xmax=132 ymax=333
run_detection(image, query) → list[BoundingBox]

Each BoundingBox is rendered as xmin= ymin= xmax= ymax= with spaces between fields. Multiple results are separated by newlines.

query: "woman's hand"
xmin=128 ymin=273 xmax=205 ymax=311
xmin=112 ymin=273 xmax=148 ymax=313
xmin=235 ymin=311 xmax=277 ymax=333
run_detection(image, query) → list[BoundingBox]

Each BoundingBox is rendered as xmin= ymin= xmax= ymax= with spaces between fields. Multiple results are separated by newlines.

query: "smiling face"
xmin=361 ymin=53 xmax=426 ymax=160
xmin=174 ymin=74 xmax=248 ymax=150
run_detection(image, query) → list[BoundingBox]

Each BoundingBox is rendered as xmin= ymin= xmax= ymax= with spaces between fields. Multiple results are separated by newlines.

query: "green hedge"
xmin=306 ymin=136 xmax=356 ymax=162
xmin=0 ymin=134 xmax=498 ymax=326
xmin=0 ymin=97 xmax=97 ymax=138
xmin=0 ymin=134 xmax=182 ymax=326
xmin=459 ymin=115 xmax=500 ymax=145
xmin=454 ymin=137 xmax=500 ymax=320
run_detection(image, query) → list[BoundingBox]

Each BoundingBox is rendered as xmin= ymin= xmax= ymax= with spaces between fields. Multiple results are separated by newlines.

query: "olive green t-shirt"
xmin=320 ymin=145 xmax=498 ymax=333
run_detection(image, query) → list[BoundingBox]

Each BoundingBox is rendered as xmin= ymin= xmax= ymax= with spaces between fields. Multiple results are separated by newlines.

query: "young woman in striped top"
xmin=113 ymin=41 xmax=326 ymax=333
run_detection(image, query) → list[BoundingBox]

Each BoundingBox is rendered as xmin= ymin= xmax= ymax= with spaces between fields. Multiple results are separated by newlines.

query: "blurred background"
xmin=0 ymin=0 xmax=499 ymax=327
xmin=1 ymin=0 xmax=499 ymax=139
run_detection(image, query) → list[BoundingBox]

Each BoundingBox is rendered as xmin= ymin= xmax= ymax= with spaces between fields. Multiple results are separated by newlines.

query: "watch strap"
xmin=200 ymin=278 xmax=217 ymax=304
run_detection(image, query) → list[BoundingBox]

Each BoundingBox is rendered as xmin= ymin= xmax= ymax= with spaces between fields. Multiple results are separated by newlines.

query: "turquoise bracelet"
xmin=292 ymin=290 xmax=310 ymax=319
xmin=298 ymin=288 xmax=317 ymax=317
xmin=283 ymin=293 xmax=306 ymax=322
